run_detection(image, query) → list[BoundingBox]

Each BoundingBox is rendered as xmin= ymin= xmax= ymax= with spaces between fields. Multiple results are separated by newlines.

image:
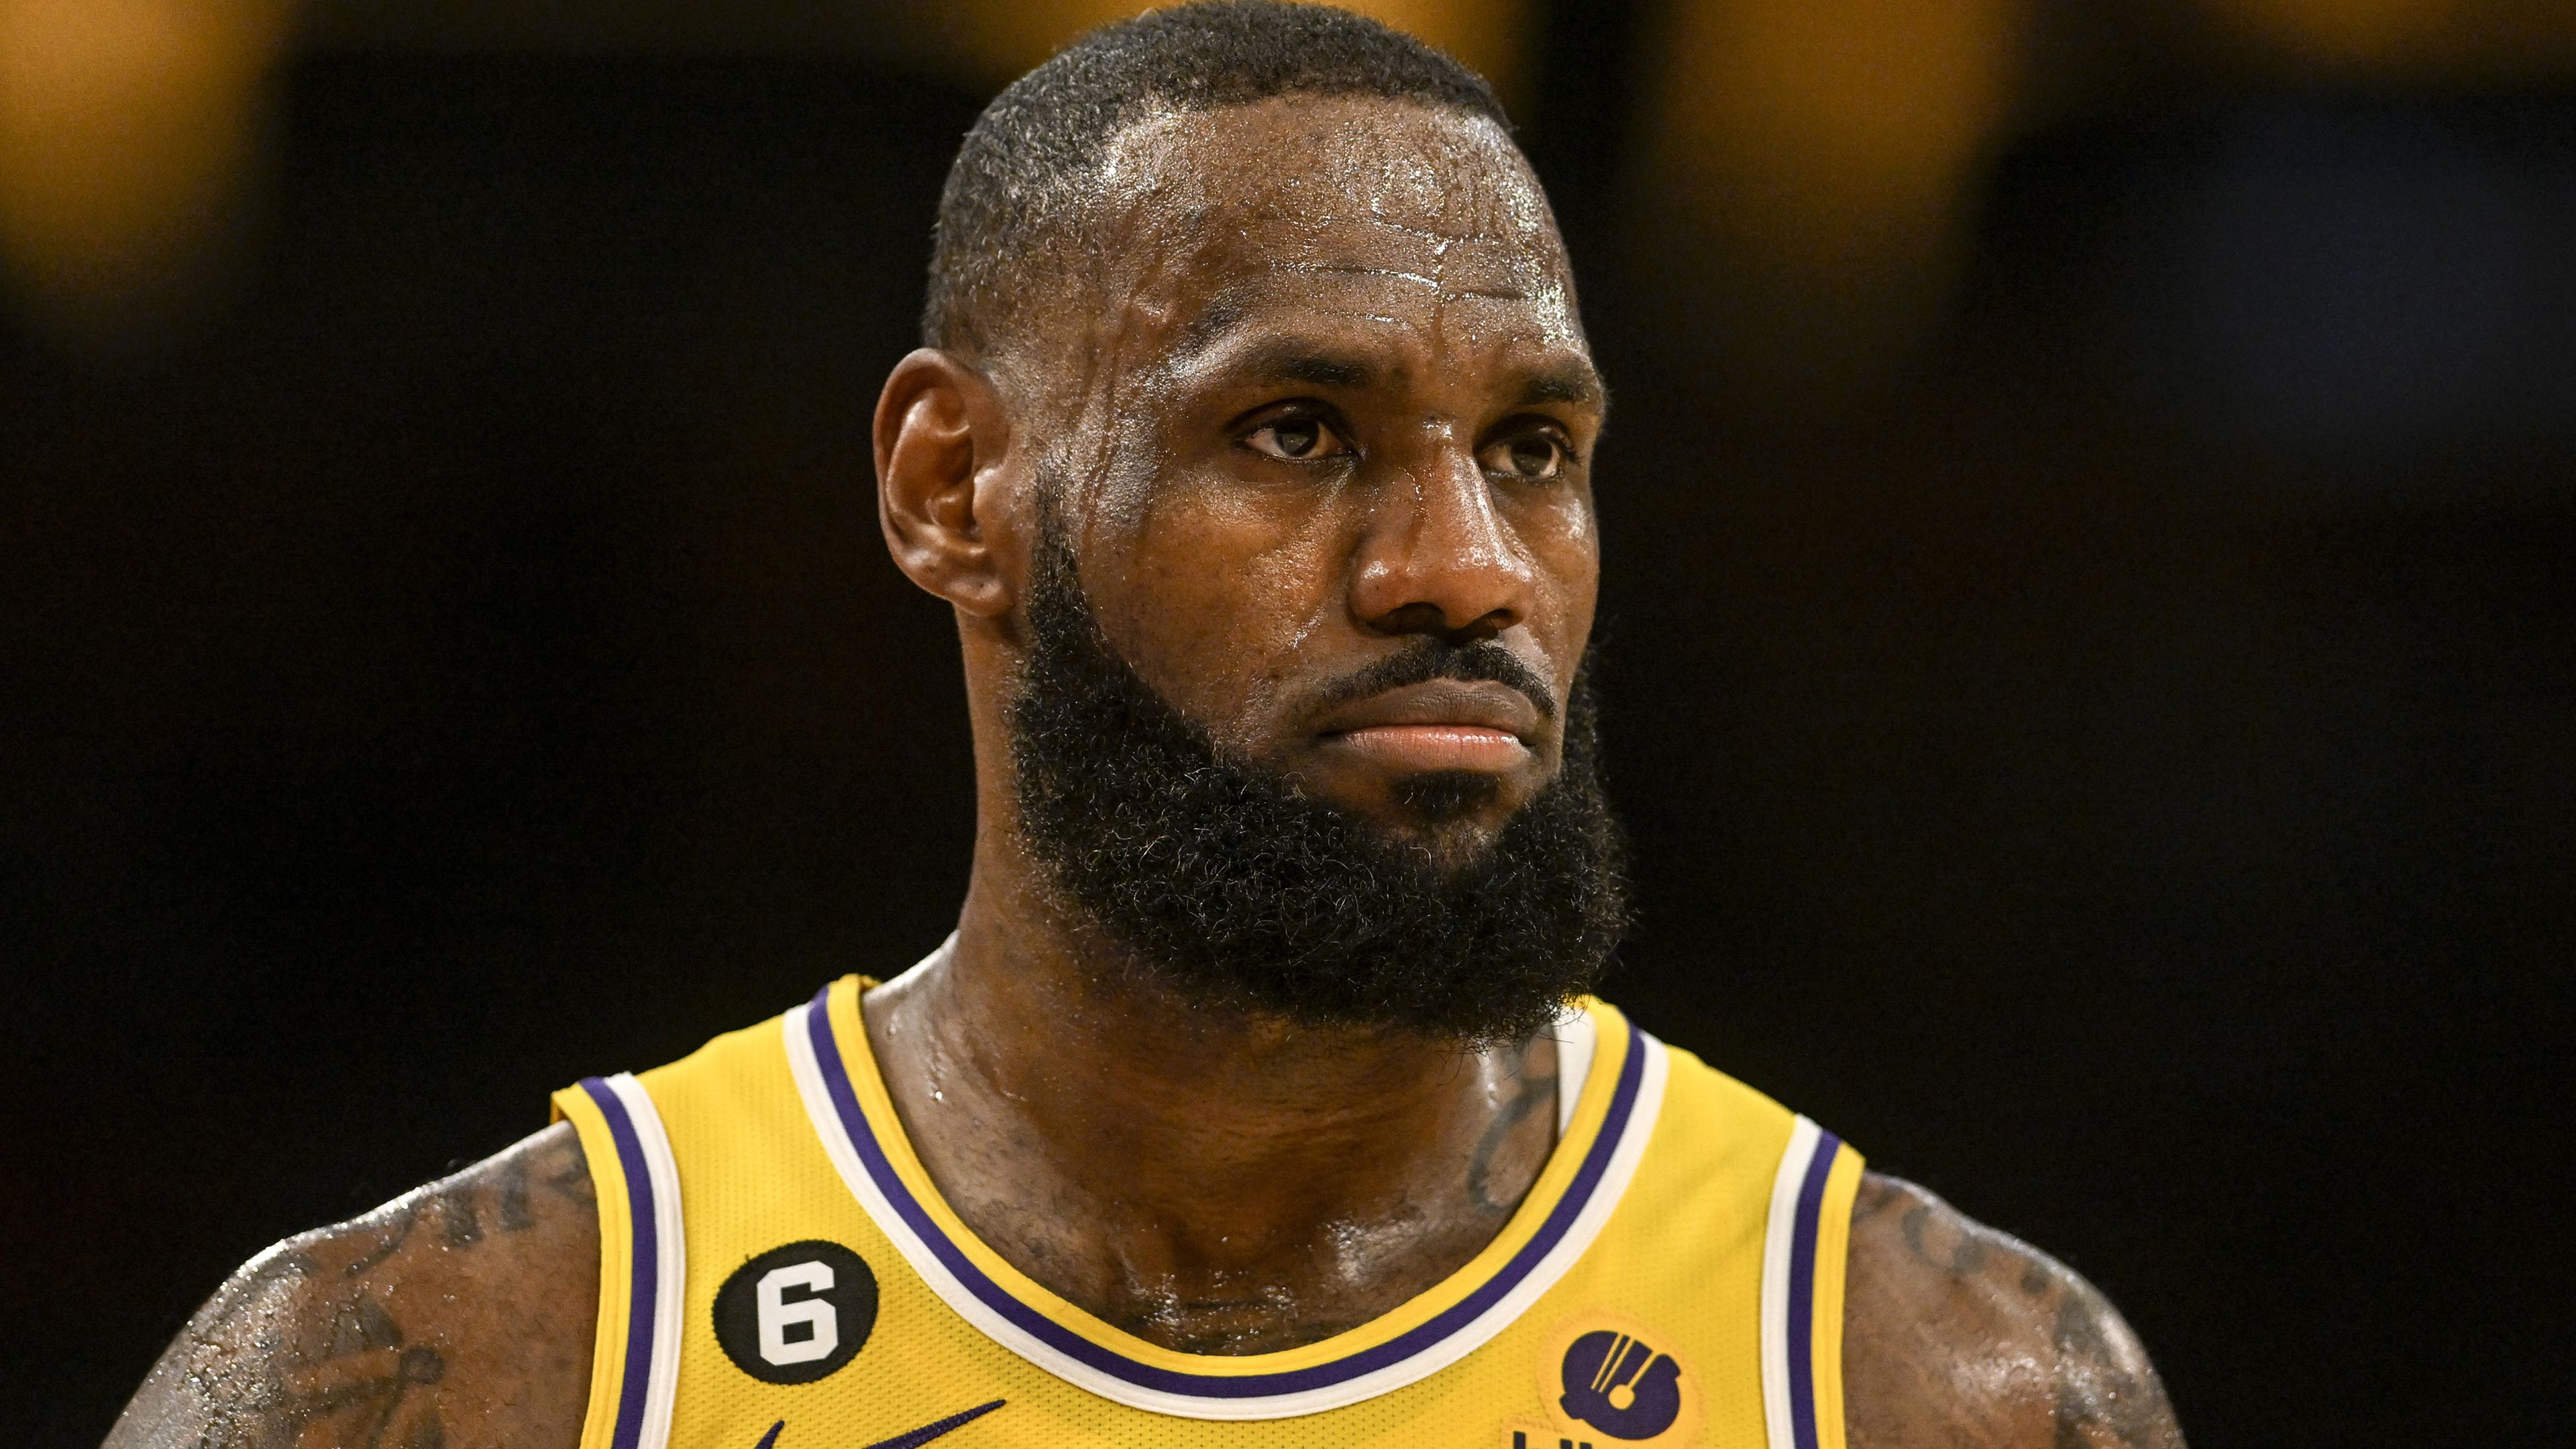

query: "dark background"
xmin=4 ymin=5 xmax=2571 ymax=1444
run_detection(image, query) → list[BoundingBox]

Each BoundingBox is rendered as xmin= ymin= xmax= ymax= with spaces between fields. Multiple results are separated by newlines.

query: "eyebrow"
xmin=1167 ymin=331 xmax=1383 ymax=391
xmin=1256 ymin=348 xmax=1377 ymax=390
xmin=1171 ymin=327 xmax=1607 ymax=413
xmin=1515 ymin=360 xmax=1608 ymax=411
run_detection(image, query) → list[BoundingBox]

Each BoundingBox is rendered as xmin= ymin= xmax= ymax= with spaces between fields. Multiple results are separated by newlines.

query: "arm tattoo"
xmin=1899 ymin=1202 xmax=1990 ymax=1277
xmin=437 ymin=1185 xmax=484 ymax=1247
xmin=151 ymin=1252 xmax=449 ymax=1449
xmin=2050 ymin=1280 xmax=2180 ymax=1449
xmin=1844 ymin=1176 xmax=2185 ymax=1449
xmin=109 ymin=1124 xmax=598 ymax=1449
xmin=266 ymin=1289 xmax=448 ymax=1449
xmin=500 ymin=1155 xmax=537 ymax=1232
xmin=543 ymin=1132 xmax=596 ymax=1203
xmin=339 ymin=1205 xmax=418 ymax=1278
xmin=341 ymin=1136 xmax=586 ymax=1275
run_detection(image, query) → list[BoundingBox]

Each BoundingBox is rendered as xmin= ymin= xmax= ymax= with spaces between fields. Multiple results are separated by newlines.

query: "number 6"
xmin=755 ymin=1260 xmax=839 ymax=1366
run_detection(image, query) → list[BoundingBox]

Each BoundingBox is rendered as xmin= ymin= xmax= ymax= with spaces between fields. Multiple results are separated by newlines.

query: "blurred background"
xmin=3 ymin=0 xmax=2570 ymax=1442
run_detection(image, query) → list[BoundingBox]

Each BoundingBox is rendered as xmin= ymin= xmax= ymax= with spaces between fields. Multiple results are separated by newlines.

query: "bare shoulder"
xmin=1843 ymin=1172 xmax=2185 ymax=1449
xmin=106 ymin=1122 xmax=600 ymax=1449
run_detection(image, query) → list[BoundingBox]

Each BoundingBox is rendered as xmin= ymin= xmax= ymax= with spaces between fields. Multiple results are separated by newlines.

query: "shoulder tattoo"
xmin=1845 ymin=1173 xmax=2185 ymax=1449
xmin=106 ymin=1124 xmax=599 ymax=1449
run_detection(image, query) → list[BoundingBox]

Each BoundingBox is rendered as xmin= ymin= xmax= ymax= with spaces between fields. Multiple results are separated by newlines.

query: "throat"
xmin=1099 ymin=1216 xmax=1499 ymax=1355
xmin=861 ymin=941 xmax=1564 ymax=1354
xmin=955 ymin=1144 xmax=1552 ymax=1356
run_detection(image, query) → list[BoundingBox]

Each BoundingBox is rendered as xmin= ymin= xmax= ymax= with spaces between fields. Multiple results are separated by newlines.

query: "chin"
xmin=1389 ymin=767 xmax=1507 ymax=824
xmin=1363 ymin=769 xmax=1523 ymax=873
xmin=1407 ymin=822 xmax=1515 ymax=877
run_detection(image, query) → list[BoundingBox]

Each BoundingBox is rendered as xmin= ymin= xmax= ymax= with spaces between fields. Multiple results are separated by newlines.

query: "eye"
xmin=1243 ymin=413 xmax=1352 ymax=462
xmin=1479 ymin=427 xmax=1569 ymax=482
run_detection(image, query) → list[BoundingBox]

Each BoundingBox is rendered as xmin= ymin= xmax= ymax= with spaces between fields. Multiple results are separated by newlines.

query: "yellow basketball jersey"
xmin=552 ymin=957 xmax=1862 ymax=1449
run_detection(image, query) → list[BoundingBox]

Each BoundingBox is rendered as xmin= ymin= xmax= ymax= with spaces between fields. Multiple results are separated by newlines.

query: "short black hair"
xmin=922 ymin=0 xmax=1511 ymax=358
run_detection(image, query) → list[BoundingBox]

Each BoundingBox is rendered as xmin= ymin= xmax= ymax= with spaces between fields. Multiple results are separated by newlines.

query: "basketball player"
xmin=108 ymin=6 xmax=2184 ymax=1447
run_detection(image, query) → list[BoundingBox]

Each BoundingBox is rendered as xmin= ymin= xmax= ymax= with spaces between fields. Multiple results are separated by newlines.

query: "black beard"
xmin=1007 ymin=511 xmax=1632 ymax=1046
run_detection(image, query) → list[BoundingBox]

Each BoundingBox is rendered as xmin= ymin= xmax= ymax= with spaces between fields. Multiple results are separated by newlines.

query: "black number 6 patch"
xmin=712 ymin=1240 xmax=879 ymax=1384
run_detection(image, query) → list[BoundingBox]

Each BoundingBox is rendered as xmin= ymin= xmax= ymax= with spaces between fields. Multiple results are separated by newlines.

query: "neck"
xmin=863 ymin=833 xmax=1560 ymax=1354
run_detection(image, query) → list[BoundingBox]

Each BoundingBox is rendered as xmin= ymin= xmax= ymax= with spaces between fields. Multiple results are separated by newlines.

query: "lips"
xmin=1313 ymin=680 xmax=1542 ymax=772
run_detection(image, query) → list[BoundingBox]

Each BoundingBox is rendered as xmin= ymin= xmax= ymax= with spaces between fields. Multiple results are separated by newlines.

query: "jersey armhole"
xmin=551 ymin=1073 xmax=686 ymax=1449
xmin=1760 ymin=1118 xmax=1866 ymax=1449
xmin=1809 ymin=1143 xmax=1866 ymax=1449
xmin=552 ymin=1084 xmax=637 ymax=1449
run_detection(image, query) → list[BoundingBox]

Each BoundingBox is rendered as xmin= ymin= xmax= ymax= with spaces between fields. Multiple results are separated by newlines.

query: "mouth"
xmin=1313 ymin=680 xmax=1542 ymax=774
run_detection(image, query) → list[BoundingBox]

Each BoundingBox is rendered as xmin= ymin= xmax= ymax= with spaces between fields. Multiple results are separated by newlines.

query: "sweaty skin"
xmin=109 ymin=95 xmax=2184 ymax=1448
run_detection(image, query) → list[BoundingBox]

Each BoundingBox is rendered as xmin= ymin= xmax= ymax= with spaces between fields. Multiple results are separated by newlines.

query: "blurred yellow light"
xmin=1627 ymin=0 xmax=2025 ymax=405
xmin=1646 ymin=0 xmax=2021 ymax=252
xmin=0 ymin=0 xmax=290 ymax=341
xmin=2198 ymin=0 xmax=2576 ymax=78
xmin=2212 ymin=0 xmax=2462 ymax=68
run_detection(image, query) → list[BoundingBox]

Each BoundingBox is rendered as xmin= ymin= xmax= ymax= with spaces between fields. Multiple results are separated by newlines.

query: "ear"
xmin=875 ymin=347 xmax=1016 ymax=619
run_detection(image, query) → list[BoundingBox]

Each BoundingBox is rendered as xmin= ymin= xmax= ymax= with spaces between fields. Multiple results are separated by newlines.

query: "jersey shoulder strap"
xmin=551 ymin=1071 xmax=684 ymax=1449
xmin=1648 ymin=1040 xmax=1864 ymax=1449
xmin=550 ymin=988 xmax=876 ymax=1449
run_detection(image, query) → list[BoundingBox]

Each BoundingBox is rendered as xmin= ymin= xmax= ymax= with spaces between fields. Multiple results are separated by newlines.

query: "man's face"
xmin=1018 ymin=94 xmax=1605 ymax=866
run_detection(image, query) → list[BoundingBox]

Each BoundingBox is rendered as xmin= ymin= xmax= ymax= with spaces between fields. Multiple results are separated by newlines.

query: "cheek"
xmin=1510 ymin=489 xmax=1602 ymax=649
xmin=1090 ymin=479 xmax=1354 ymax=739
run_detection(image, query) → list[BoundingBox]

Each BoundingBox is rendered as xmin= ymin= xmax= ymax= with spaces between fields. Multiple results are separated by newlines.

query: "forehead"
xmin=1077 ymin=95 xmax=1582 ymax=368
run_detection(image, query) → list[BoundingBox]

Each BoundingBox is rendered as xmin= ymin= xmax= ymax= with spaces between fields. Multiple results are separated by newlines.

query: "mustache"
xmin=1309 ymin=637 xmax=1560 ymax=722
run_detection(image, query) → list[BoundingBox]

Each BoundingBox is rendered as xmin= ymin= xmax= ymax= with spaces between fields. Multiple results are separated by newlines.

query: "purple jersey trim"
xmin=580 ymin=1075 xmax=660 ymax=1449
xmin=1784 ymin=1129 xmax=1843 ymax=1449
xmin=805 ymin=984 xmax=1645 ymax=1400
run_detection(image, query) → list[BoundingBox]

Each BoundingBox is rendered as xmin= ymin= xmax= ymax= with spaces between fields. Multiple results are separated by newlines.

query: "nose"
xmin=1349 ymin=448 xmax=1537 ymax=646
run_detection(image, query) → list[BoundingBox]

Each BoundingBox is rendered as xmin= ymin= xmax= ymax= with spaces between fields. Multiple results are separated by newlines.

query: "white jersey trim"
xmin=598 ymin=1071 xmax=686 ymax=1449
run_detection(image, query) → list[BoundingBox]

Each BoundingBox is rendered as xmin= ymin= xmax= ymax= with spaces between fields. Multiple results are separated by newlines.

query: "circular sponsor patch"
xmin=1559 ymin=1329 xmax=1683 ymax=1439
xmin=1539 ymin=1312 xmax=1698 ymax=1444
xmin=712 ymin=1240 xmax=879 ymax=1384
